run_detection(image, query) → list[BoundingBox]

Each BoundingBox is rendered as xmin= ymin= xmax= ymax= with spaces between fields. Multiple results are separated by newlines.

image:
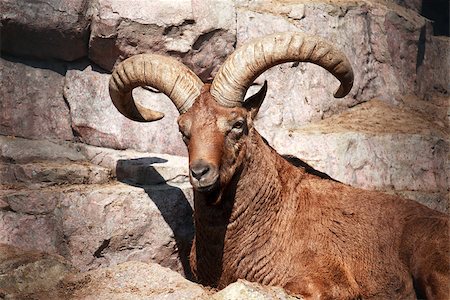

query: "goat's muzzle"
xmin=189 ymin=159 xmax=219 ymax=193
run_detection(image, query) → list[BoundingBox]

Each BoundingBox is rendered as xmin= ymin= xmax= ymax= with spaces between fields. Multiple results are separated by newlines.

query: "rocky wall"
xmin=0 ymin=0 xmax=448 ymax=298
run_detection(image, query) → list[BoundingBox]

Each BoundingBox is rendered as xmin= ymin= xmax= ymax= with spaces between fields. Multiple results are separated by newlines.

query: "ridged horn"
xmin=109 ymin=54 xmax=203 ymax=122
xmin=211 ymin=32 xmax=354 ymax=107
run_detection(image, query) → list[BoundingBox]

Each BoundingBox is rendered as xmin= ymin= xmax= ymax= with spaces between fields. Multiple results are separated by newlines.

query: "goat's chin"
xmin=192 ymin=176 xmax=220 ymax=195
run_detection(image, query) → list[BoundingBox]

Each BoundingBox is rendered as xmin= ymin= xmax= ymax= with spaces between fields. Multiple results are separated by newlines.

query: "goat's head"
xmin=109 ymin=32 xmax=354 ymax=199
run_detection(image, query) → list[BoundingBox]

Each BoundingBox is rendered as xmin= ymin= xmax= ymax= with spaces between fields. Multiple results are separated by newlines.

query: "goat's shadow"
xmin=116 ymin=157 xmax=194 ymax=280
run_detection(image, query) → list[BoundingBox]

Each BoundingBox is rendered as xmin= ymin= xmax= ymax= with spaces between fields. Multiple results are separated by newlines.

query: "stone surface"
xmin=0 ymin=162 xmax=111 ymax=188
xmin=0 ymin=136 xmax=84 ymax=164
xmin=64 ymin=62 xmax=187 ymax=155
xmin=393 ymin=0 xmax=422 ymax=12
xmin=58 ymin=261 xmax=209 ymax=300
xmin=0 ymin=56 xmax=73 ymax=141
xmin=0 ymin=1 xmax=448 ymax=298
xmin=79 ymin=143 xmax=189 ymax=184
xmin=0 ymin=244 xmax=304 ymax=300
xmin=0 ymin=244 xmax=75 ymax=298
xmin=89 ymin=0 xmax=236 ymax=81
xmin=416 ymin=34 xmax=450 ymax=99
xmin=0 ymin=245 xmax=210 ymax=300
xmin=271 ymin=100 xmax=449 ymax=212
xmin=235 ymin=0 xmax=437 ymax=133
xmin=0 ymin=182 xmax=194 ymax=275
xmin=213 ymin=279 xmax=301 ymax=300
xmin=0 ymin=137 xmax=194 ymax=276
xmin=0 ymin=0 xmax=90 ymax=61
xmin=56 ymin=182 xmax=194 ymax=274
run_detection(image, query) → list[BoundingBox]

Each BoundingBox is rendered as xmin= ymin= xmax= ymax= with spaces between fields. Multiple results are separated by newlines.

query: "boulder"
xmin=64 ymin=62 xmax=187 ymax=155
xmin=0 ymin=244 xmax=75 ymax=298
xmin=88 ymin=0 xmax=236 ymax=81
xmin=271 ymin=100 xmax=448 ymax=212
xmin=393 ymin=0 xmax=422 ymax=12
xmin=0 ymin=136 xmax=84 ymax=164
xmin=0 ymin=245 xmax=209 ymax=300
xmin=0 ymin=0 xmax=90 ymax=61
xmin=58 ymin=261 xmax=209 ymax=300
xmin=56 ymin=182 xmax=194 ymax=274
xmin=0 ymin=137 xmax=194 ymax=276
xmin=79 ymin=143 xmax=189 ymax=183
xmin=213 ymin=279 xmax=301 ymax=300
xmin=235 ymin=0 xmax=437 ymax=132
xmin=0 ymin=56 xmax=73 ymax=141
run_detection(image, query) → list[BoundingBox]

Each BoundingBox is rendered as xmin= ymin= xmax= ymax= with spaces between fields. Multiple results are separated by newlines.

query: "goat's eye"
xmin=232 ymin=120 xmax=244 ymax=130
xmin=180 ymin=131 xmax=190 ymax=143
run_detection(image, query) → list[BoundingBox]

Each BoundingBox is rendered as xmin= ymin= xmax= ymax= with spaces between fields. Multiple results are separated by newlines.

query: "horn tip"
xmin=333 ymin=83 xmax=353 ymax=98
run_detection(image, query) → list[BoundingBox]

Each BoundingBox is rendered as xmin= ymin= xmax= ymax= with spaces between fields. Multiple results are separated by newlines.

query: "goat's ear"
xmin=243 ymin=81 xmax=267 ymax=120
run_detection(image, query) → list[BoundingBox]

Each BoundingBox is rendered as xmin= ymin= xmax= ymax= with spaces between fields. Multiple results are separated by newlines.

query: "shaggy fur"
xmin=178 ymin=85 xmax=449 ymax=300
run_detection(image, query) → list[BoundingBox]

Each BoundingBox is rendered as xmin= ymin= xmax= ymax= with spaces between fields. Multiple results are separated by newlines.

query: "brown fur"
xmin=177 ymin=84 xmax=449 ymax=299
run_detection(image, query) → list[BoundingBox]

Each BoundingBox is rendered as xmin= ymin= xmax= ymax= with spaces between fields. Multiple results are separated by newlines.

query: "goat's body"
xmin=191 ymin=130 xmax=449 ymax=299
xmin=110 ymin=36 xmax=449 ymax=299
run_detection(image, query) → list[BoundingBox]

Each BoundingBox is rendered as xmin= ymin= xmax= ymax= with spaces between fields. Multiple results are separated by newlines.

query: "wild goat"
xmin=109 ymin=32 xmax=449 ymax=299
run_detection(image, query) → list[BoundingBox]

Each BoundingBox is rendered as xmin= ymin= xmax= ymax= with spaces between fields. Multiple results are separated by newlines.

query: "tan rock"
xmin=213 ymin=279 xmax=301 ymax=300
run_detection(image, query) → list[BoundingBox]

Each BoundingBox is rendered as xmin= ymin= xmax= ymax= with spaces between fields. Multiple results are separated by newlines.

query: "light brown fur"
xmin=178 ymin=84 xmax=449 ymax=300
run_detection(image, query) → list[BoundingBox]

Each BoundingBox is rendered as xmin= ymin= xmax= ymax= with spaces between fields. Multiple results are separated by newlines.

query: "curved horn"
xmin=211 ymin=32 xmax=354 ymax=107
xmin=109 ymin=54 xmax=203 ymax=122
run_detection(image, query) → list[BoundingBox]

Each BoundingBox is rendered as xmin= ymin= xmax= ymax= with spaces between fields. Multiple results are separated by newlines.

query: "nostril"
xmin=190 ymin=165 xmax=210 ymax=180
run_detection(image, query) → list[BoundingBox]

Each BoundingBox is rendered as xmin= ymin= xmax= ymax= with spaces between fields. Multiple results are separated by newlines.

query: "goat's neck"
xmin=193 ymin=129 xmax=304 ymax=286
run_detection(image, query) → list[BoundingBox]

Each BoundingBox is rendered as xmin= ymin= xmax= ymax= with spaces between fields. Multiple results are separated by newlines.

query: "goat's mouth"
xmin=191 ymin=175 xmax=219 ymax=194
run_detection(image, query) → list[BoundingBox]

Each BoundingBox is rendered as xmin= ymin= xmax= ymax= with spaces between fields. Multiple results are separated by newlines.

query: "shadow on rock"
xmin=116 ymin=157 xmax=194 ymax=280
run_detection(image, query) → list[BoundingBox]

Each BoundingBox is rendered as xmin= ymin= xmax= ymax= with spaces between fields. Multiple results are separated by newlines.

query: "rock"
xmin=213 ymin=279 xmax=301 ymax=300
xmin=0 ymin=245 xmax=209 ymax=300
xmin=0 ymin=209 xmax=64 ymax=255
xmin=0 ymin=136 xmax=84 ymax=164
xmin=0 ymin=182 xmax=194 ymax=275
xmin=235 ymin=0 xmax=436 ymax=133
xmin=416 ymin=34 xmax=450 ymax=99
xmin=0 ymin=136 xmax=111 ymax=190
xmin=56 ymin=182 xmax=194 ymax=274
xmin=64 ymin=62 xmax=187 ymax=155
xmin=0 ymin=0 xmax=90 ymax=61
xmin=271 ymin=100 xmax=448 ymax=212
xmin=89 ymin=0 xmax=236 ymax=81
xmin=59 ymin=261 xmax=209 ymax=299
xmin=393 ymin=0 xmax=422 ymax=12
xmin=0 ymin=182 xmax=194 ymax=276
xmin=0 ymin=56 xmax=73 ymax=141
xmin=79 ymin=143 xmax=189 ymax=184
xmin=0 ymin=137 xmax=194 ymax=275
xmin=0 ymin=244 xmax=75 ymax=298
xmin=0 ymin=162 xmax=111 ymax=189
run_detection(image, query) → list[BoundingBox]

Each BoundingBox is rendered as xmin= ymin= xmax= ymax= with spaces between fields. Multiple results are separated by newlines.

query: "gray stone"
xmin=89 ymin=0 xmax=236 ymax=81
xmin=0 ymin=0 xmax=90 ymax=61
xmin=56 ymin=182 xmax=194 ymax=274
xmin=416 ymin=34 xmax=450 ymax=99
xmin=270 ymin=100 xmax=448 ymax=212
xmin=213 ymin=279 xmax=301 ymax=300
xmin=0 ymin=181 xmax=194 ymax=276
xmin=64 ymin=62 xmax=187 ymax=155
xmin=0 ymin=211 xmax=64 ymax=255
xmin=393 ymin=0 xmax=422 ymax=12
xmin=0 ymin=136 xmax=194 ymax=275
xmin=79 ymin=143 xmax=189 ymax=184
xmin=59 ymin=261 xmax=209 ymax=299
xmin=0 ymin=244 xmax=75 ymax=298
xmin=0 ymin=57 xmax=73 ymax=141
xmin=0 ymin=136 xmax=84 ymax=164
xmin=0 ymin=162 xmax=111 ymax=188
xmin=0 ymin=245 xmax=209 ymax=300
xmin=235 ymin=0 xmax=436 ymax=132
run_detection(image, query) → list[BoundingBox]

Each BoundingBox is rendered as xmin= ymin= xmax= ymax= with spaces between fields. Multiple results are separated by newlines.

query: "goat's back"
xmin=289 ymin=175 xmax=449 ymax=299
